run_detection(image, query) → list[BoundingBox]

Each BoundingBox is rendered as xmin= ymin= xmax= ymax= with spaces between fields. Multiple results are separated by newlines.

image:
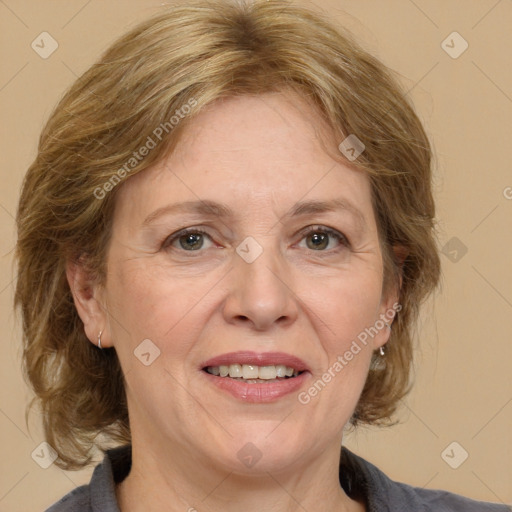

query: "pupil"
xmin=308 ymin=232 xmax=328 ymax=250
xmin=180 ymin=233 xmax=203 ymax=250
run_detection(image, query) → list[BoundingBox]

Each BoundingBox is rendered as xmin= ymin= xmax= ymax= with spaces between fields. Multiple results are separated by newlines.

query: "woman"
xmin=14 ymin=1 xmax=510 ymax=511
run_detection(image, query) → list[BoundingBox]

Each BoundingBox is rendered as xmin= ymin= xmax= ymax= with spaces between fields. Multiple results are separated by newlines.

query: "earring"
xmin=385 ymin=321 xmax=392 ymax=330
xmin=379 ymin=345 xmax=385 ymax=356
xmin=97 ymin=330 xmax=103 ymax=349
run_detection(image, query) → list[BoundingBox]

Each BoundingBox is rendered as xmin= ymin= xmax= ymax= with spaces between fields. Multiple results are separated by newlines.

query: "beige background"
xmin=1 ymin=0 xmax=511 ymax=510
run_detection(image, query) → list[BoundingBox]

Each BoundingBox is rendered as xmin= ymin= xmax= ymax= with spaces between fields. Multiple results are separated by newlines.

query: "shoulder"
xmin=45 ymin=485 xmax=90 ymax=512
xmin=411 ymin=486 xmax=511 ymax=512
xmin=45 ymin=445 xmax=131 ymax=512
xmin=340 ymin=447 xmax=511 ymax=512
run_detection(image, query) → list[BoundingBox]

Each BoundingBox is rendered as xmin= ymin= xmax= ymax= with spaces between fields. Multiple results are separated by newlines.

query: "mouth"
xmin=200 ymin=351 xmax=310 ymax=402
xmin=203 ymin=364 xmax=304 ymax=383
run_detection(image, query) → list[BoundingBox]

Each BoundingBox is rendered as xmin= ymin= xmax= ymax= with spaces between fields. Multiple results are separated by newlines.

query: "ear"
xmin=66 ymin=258 xmax=111 ymax=348
xmin=373 ymin=244 xmax=408 ymax=349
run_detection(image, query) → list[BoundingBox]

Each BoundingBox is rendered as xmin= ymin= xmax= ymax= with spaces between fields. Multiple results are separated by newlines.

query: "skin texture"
xmin=68 ymin=91 xmax=400 ymax=512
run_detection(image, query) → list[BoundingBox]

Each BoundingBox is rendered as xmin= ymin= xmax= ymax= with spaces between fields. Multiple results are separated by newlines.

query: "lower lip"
xmin=201 ymin=370 xmax=310 ymax=403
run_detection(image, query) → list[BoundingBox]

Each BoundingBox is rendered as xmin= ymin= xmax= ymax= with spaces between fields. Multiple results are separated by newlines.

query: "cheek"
xmin=297 ymin=273 xmax=381 ymax=419
xmin=106 ymin=258 xmax=220 ymax=352
xmin=301 ymin=268 xmax=383 ymax=349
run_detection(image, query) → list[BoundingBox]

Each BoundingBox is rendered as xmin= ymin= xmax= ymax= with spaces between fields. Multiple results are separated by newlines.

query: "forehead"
xmin=171 ymin=91 xmax=351 ymax=178
xmin=114 ymin=91 xmax=375 ymax=228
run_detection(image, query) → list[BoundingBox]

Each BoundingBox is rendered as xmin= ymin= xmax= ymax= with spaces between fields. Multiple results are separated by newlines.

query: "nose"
xmin=222 ymin=242 xmax=299 ymax=332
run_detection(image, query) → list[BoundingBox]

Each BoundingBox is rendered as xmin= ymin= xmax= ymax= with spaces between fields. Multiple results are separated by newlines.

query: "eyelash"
xmin=298 ymin=225 xmax=350 ymax=247
xmin=162 ymin=228 xmax=212 ymax=252
xmin=162 ymin=225 xmax=350 ymax=254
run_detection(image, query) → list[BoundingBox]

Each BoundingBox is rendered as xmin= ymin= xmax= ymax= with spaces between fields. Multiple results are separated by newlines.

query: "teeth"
xmin=209 ymin=366 xmax=220 ymax=376
xmin=275 ymin=365 xmax=287 ymax=377
xmin=206 ymin=364 xmax=300 ymax=380
xmin=228 ymin=364 xmax=242 ymax=378
xmin=259 ymin=366 xmax=277 ymax=380
xmin=242 ymin=364 xmax=259 ymax=379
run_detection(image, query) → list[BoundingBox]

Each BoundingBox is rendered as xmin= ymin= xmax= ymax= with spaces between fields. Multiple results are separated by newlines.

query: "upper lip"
xmin=201 ymin=351 xmax=310 ymax=372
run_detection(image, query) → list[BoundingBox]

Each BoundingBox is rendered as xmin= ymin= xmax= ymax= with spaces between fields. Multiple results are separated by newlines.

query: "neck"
xmin=116 ymin=436 xmax=364 ymax=512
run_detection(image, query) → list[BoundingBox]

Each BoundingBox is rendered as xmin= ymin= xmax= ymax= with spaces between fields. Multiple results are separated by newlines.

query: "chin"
xmin=212 ymin=425 xmax=308 ymax=475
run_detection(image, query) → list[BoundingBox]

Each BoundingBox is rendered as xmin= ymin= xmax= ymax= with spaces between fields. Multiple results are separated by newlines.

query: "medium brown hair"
xmin=15 ymin=0 xmax=441 ymax=470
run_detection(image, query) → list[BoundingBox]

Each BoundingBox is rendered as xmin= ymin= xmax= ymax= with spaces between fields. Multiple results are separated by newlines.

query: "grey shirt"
xmin=47 ymin=445 xmax=511 ymax=511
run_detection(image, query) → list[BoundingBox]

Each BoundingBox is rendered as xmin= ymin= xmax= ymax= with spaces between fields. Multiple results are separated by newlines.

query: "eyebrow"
xmin=142 ymin=198 xmax=367 ymax=230
xmin=287 ymin=198 xmax=367 ymax=230
xmin=142 ymin=200 xmax=232 ymax=226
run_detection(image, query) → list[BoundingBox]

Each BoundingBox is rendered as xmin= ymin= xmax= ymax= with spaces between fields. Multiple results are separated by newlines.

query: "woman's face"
xmin=98 ymin=91 xmax=397 ymax=473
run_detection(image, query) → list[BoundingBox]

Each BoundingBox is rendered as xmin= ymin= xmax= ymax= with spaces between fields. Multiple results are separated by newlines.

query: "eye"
xmin=163 ymin=228 xmax=214 ymax=251
xmin=297 ymin=226 xmax=349 ymax=252
xmin=163 ymin=226 xmax=349 ymax=254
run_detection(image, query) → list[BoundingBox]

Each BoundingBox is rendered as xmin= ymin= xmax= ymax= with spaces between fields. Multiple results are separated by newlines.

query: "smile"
xmin=204 ymin=364 xmax=301 ymax=382
xmin=200 ymin=351 xmax=310 ymax=402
